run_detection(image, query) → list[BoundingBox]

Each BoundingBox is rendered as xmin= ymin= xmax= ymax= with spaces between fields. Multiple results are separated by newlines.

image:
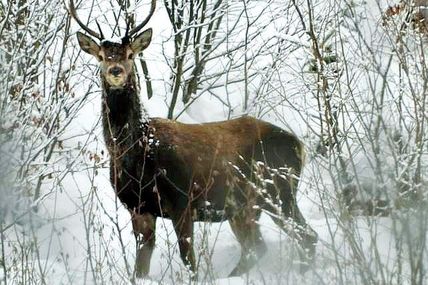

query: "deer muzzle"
xmin=105 ymin=65 xmax=127 ymax=87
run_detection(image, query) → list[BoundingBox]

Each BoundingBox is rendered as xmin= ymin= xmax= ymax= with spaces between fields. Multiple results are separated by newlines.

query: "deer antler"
xmin=69 ymin=0 xmax=104 ymax=40
xmin=127 ymin=0 xmax=156 ymax=38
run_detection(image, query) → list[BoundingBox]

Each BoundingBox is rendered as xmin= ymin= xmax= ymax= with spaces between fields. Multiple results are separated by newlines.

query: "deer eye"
xmin=128 ymin=53 xmax=134 ymax=60
xmin=98 ymin=55 xmax=104 ymax=61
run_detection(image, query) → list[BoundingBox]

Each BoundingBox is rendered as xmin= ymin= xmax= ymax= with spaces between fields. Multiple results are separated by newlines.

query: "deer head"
xmin=70 ymin=0 xmax=155 ymax=88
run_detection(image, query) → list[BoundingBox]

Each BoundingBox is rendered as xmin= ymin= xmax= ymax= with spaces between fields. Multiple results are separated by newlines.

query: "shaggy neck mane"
xmin=101 ymin=75 xmax=150 ymax=154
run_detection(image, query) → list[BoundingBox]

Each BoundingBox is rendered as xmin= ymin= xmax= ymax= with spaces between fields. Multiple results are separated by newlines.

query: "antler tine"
xmin=69 ymin=0 xmax=103 ymax=40
xmin=125 ymin=20 xmax=131 ymax=38
xmin=95 ymin=20 xmax=105 ymax=39
xmin=127 ymin=0 xmax=156 ymax=37
xmin=122 ymin=21 xmax=131 ymax=44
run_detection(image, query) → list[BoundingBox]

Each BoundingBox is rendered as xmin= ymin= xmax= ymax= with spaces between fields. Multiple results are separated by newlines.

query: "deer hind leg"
xmin=131 ymin=211 xmax=156 ymax=278
xmin=171 ymin=210 xmax=196 ymax=274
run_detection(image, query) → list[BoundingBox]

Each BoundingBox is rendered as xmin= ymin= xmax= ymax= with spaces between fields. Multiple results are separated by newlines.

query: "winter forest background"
xmin=1 ymin=0 xmax=428 ymax=284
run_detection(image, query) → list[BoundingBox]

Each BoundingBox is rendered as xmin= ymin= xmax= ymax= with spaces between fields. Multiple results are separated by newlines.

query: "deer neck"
xmin=101 ymin=75 xmax=150 ymax=156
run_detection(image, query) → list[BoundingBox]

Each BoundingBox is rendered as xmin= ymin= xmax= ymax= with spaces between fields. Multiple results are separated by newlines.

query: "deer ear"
xmin=131 ymin=28 xmax=152 ymax=54
xmin=77 ymin=32 xmax=100 ymax=58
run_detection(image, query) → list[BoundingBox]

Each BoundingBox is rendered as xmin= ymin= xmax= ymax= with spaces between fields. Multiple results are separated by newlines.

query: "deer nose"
xmin=109 ymin=66 xmax=124 ymax=76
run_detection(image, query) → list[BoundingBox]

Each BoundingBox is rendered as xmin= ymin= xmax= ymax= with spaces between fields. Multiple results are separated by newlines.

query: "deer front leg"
xmin=172 ymin=211 xmax=196 ymax=274
xmin=131 ymin=211 xmax=156 ymax=278
xmin=228 ymin=208 xmax=266 ymax=276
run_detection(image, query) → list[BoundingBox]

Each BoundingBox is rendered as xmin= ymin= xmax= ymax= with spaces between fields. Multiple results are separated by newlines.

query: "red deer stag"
xmin=70 ymin=0 xmax=318 ymax=278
